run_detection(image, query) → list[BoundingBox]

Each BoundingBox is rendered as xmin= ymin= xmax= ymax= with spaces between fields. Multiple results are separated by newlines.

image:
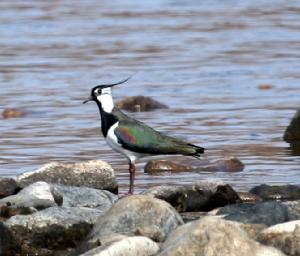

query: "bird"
xmin=83 ymin=77 xmax=205 ymax=195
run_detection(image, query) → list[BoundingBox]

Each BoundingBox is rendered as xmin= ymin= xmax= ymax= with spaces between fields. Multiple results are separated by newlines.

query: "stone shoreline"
xmin=0 ymin=160 xmax=299 ymax=256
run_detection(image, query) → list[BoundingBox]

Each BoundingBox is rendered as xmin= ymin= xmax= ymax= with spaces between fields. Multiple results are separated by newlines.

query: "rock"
xmin=52 ymin=184 xmax=118 ymax=210
xmin=81 ymin=195 xmax=183 ymax=252
xmin=116 ymin=96 xmax=168 ymax=112
xmin=80 ymin=236 xmax=159 ymax=256
xmin=142 ymin=182 xmax=241 ymax=212
xmin=237 ymin=223 xmax=267 ymax=240
xmin=1 ymin=206 xmax=101 ymax=256
xmin=238 ymin=192 xmax=262 ymax=203
xmin=2 ymin=108 xmax=26 ymax=118
xmin=283 ymin=200 xmax=300 ymax=220
xmin=194 ymin=157 xmax=244 ymax=172
xmin=0 ymin=181 xmax=57 ymax=218
xmin=284 ymin=108 xmax=300 ymax=146
xmin=158 ymin=216 xmax=285 ymax=256
xmin=258 ymin=220 xmax=300 ymax=256
xmin=249 ymin=184 xmax=300 ymax=201
xmin=144 ymin=160 xmax=192 ymax=173
xmin=180 ymin=212 xmax=209 ymax=223
xmin=0 ymin=177 xmax=19 ymax=198
xmin=17 ymin=160 xmax=118 ymax=194
xmin=216 ymin=201 xmax=289 ymax=226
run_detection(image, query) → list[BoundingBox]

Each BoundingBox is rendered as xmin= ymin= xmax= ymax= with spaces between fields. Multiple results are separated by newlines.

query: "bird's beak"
xmin=83 ymin=96 xmax=93 ymax=104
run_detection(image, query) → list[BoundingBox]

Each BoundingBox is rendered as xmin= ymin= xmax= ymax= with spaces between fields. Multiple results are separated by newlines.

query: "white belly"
xmin=106 ymin=122 xmax=145 ymax=164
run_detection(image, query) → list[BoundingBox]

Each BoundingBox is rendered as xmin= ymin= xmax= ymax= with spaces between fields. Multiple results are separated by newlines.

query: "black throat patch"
xmin=96 ymin=101 xmax=118 ymax=137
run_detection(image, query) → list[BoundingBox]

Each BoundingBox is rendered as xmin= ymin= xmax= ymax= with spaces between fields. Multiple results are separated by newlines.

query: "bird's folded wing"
xmin=114 ymin=121 xmax=181 ymax=154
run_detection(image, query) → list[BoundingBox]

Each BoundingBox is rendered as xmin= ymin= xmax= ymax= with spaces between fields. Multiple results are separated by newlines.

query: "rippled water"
xmin=1 ymin=0 xmax=300 ymax=193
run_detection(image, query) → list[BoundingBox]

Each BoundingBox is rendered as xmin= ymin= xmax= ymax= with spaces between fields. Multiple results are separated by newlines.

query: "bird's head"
xmin=83 ymin=76 xmax=131 ymax=105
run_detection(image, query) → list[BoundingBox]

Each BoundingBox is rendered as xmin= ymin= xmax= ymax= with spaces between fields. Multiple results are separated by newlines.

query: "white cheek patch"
xmin=97 ymin=92 xmax=114 ymax=113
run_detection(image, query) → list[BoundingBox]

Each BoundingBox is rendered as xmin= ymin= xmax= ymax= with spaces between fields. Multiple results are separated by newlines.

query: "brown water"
xmin=1 ymin=0 xmax=300 ymax=193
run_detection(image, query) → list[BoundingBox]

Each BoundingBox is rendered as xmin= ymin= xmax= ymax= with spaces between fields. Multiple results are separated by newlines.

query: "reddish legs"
xmin=119 ymin=162 xmax=136 ymax=198
xmin=128 ymin=162 xmax=136 ymax=195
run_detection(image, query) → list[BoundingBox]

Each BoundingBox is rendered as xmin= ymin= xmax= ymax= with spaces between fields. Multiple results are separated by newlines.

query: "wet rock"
xmin=238 ymin=192 xmax=262 ymax=203
xmin=180 ymin=211 xmax=208 ymax=223
xmin=249 ymin=184 xmax=300 ymax=201
xmin=0 ymin=177 xmax=19 ymax=199
xmin=81 ymin=195 xmax=183 ymax=252
xmin=216 ymin=201 xmax=289 ymax=226
xmin=80 ymin=236 xmax=159 ymax=256
xmin=0 ymin=181 xmax=57 ymax=218
xmin=52 ymin=184 xmax=118 ymax=210
xmin=194 ymin=157 xmax=244 ymax=172
xmin=284 ymin=108 xmax=300 ymax=147
xmin=144 ymin=160 xmax=192 ymax=173
xmin=142 ymin=182 xmax=241 ymax=212
xmin=257 ymin=84 xmax=273 ymax=90
xmin=2 ymin=108 xmax=26 ymax=118
xmin=116 ymin=95 xmax=168 ymax=112
xmin=158 ymin=216 xmax=285 ymax=256
xmin=17 ymin=160 xmax=118 ymax=194
xmin=258 ymin=220 xmax=300 ymax=256
xmin=1 ymin=206 xmax=101 ymax=256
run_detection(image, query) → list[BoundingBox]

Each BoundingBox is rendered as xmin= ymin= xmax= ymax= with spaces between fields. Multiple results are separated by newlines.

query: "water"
xmin=0 ymin=0 xmax=299 ymax=193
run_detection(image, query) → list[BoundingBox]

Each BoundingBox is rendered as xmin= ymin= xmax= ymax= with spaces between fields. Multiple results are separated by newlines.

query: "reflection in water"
xmin=0 ymin=0 xmax=300 ymax=193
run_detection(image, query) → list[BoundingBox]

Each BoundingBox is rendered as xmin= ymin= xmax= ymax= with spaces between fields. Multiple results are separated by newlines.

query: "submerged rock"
xmin=1 ymin=206 xmax=101 ymax=256
xmin=249 ymin=184 xmax=300 ymax=201
xmin=144 ymin=160 xmax=192 ymax=173
xmin=0 ymin=178 xmax=19 ymax=199
xmin=2 ymin=108 xmax=26 ymax=118
xmin=81 ymin=195 xmax=183 ymax=252
xmin=116 ymin=96 xmax=168 ymax=112
xmin=0 ymin=181 xmax=57 ymax=218
xmin=194 ymin=157 xmax=244 ymax=172
xmin=216 ymin=201 xmax=289 ymax=226
xmin=80 ymin=236 xmax=159 ymax=256
xmin=142 ymin=182 xmax=241 ymax=212
xmin=284 ymin=108 xmax=300 ymax=151
xmin=16 ymin=160 xmax=118 ymax=194
xmin=158 ymin=217 xmax=284 ymax=256
xmin=258 ymin=220 xmax=300 ymax=256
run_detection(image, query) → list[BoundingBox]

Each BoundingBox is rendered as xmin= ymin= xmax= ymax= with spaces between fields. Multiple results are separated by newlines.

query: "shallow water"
xmin=0 ymin=0 xmax=300 ymax=193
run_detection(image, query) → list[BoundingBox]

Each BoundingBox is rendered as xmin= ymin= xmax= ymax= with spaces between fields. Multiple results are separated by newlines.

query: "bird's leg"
xmin=128 ymin=162 xmax=136 ymax=195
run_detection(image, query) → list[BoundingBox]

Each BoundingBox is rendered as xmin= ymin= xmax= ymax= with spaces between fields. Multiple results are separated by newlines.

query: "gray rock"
xmin=17 ymin=160 xmax=118 ymax=194
xmin=80 ymin=236 xmax=159 ymax=256
xmin=216 ymin=201 xmax=289 ymax=226
xmin=0 ymin=177 xmax=19 ymax=199
xmin=1 ymin=206 xmax=102 ymax=256
xmin=249 ymin=184 xmax=300 ymax=201
xmin=142 ymin=182 xmax=241 ymax=212
xmin=158 ymin=217 xmax=285 ymax=256
xmin=116 ymin=96 xmax=168 ymax=112
xmin=0 ymin=181 xmax=57 ymax=218
xmin=81 ymin=195 xmax=183 ymax=252
xmin=52 ymin=184 xmax=118 ymax=210
xmin=259 ymin=220 xmax=300 ymax=256
xmin=283 ymin=200 xmax=300 ymax=220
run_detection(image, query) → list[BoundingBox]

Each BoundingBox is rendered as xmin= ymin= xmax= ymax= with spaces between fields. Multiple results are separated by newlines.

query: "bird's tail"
xmin=186 ymin=143 xmax=205 ymax=159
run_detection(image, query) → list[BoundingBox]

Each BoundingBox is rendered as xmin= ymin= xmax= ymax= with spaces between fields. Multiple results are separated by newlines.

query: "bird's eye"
xmin=97 ymin=89 xmax=102 ymax=95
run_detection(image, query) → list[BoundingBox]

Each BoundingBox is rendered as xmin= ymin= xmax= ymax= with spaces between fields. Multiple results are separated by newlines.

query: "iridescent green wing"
xmin=114 ymin=120 xmax=175 ymax=154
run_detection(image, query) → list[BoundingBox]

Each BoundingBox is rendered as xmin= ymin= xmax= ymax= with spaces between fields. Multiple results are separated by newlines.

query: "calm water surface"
xmin=0 ymin=0 xmax=300 ymax=193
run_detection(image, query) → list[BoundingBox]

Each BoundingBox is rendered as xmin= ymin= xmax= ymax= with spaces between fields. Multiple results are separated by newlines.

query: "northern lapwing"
xmin=83 ymin=77 xmax=205 ymax=195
